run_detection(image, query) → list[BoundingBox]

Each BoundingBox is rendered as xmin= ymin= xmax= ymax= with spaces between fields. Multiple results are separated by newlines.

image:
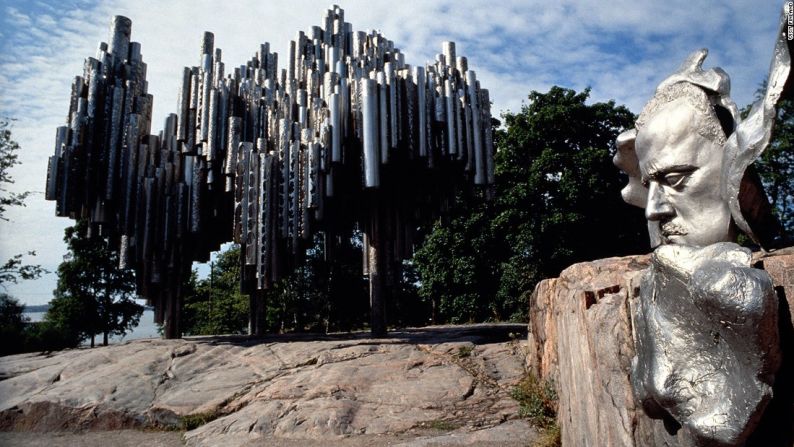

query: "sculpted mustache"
xmin=660 ymin=222 xmax=687 ymax=235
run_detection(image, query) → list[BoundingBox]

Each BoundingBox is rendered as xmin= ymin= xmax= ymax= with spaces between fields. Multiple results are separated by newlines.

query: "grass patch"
xmin=456 ymin=345 xmax=474 ymax=358
xmin=511 ymin=372 xmax=560 ymax=447
xmin=418 ymin=419 xmax=461 ymax=431
xmin=180 ymin=411 xmax=221 ymax=430
xmin=535 ymin=423 xmax=561 ymax=447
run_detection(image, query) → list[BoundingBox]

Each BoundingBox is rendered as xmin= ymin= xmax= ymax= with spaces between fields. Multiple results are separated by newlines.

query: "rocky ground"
xmin=0 ymin=324 xmax=540 ymax=446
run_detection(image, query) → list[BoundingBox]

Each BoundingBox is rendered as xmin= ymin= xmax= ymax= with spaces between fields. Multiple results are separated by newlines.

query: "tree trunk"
xmin=102 ymin=331 xmax=108 ymax=346
xmin=90 ymin=335 xmax=95 ymax=348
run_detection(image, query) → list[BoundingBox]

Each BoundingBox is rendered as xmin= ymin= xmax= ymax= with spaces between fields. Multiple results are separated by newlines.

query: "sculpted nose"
xmin=645 ymin=182 xmax=674 ymax=221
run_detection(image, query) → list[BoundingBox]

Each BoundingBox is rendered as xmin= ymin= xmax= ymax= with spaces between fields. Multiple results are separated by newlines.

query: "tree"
xmin=49 ymin=220 xmax=142 ymax=346
xmin=493 ymin=87 xmax=647 ymax=306
xmin=0 ymin=118 xmax=30 ymax=220
xmin=413 ymin=87 xmax=649 ymax=323
xmin=0 ymin=118 xmax=45 ymax=289
xmin=0 ymin=118 xmax=48 ymax=355
xmin=413 ymin=189 xmax=501 ymax=323
xmin=180 ymin=233 xmax=370 ymax=336
xmin=750 ymin=91 xmax=794 ymax=237
xmin=181 ymin=245 xmax=249 ymax=336
xmin=0 ymin=294 xmax=28 ymax=355
xmin=0 ymin=294 xmax=78 ymax=355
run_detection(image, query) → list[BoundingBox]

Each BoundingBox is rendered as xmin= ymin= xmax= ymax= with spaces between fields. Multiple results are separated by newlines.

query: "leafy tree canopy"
xmin=48 ymin=220 xmax=142 ymax=346
xmin=414 ymin=87 xmax=648 ymax=322
xmin=0 ymin=118 xmax=45 ymax=290
xmin=749 ymin=87 xmax=794 ymax=237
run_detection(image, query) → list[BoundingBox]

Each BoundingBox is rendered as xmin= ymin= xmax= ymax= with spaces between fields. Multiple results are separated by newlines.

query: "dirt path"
xmin=0 ymin=422 xmax=538 ymax=446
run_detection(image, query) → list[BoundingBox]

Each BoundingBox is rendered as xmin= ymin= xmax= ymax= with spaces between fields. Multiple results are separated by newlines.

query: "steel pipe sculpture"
xmin=614 ymin=8 xmax=792 ymax=446
xmin=45 ymin=6 xmax=495 ymax=338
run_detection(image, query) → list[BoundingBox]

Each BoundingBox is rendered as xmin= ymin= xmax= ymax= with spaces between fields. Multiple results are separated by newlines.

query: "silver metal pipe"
xmin=278 ymin=118 xmax=291 ymax=237
xmin=108 ymin=16 xmax=131 ymax=73
xmin=122 ymin=115 xmax=140 ymax=233
xmin=466 ymin=71 xmax=485 ymax=184
xmin=200 ymin=31 xmax=214 ymax=59
xmin=257 ymin=152 xmax=271 ymax=288
xmin=245 ymin=145 xmax=258 ymax=265
xmin=385 ymin=62 xmax=397 ymax=149
xmin=105 ymin=84 xmax=124 ymax=199
xmin=339 ymin=71 xmax=349 ymax=140
xmin=329 ymin=46 xmax=339 ymax=75
xmin=455 ymin=85 xmax=465 ymax=161
xmin=329 ymin=92 xmax=341 ymax=163
xmin=238 ymin=142 xmax=251 ymax=243
xmin=481 ymin=88 xmax=495 ymax=185
xmin=462 ymin=86 xmax=473 ymax=171
xmin=377 ymin=71 xmax=389 ymax=163
xmin=45 ymin=155 xmax=58 ymax=201
xmin=414 ymin=66 xmax=427 ymax=158
xmin=289 ymin=140 xmax=300 ymax=244
xmin=176 ymin=68 xmax=191 ymax=142
xmin=85 ymin=58 xmax=101 ymax=120
xmin=444 ymin=79 xmax=456 ymax=156
xmin=288 ymin=40 xmax=296 ymax=82
xmin=213 ymin=49 xmax=224 ymax=89
xmin=361 ymin=78 xmax=379 ymax=188
xmin=224 ymin=116 xmax=241 ymax=177
xmin=199 ymin=54 xmax=213 ymax=143
xmin=70 ymin=93 xmax=86 ymax=148
xmin=206 ymin=89 xmax=218 ymax=161
xmin=456 ymin=56 xmax=467 ymax=73
xmin=442 ymin=42 xmax=456 ymax=70
xmin=308 ymin=142 xmax=320 ymax=209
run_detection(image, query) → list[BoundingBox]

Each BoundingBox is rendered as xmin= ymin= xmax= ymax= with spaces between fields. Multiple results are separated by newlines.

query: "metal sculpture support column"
xmin=366 ymin=205 xmax=386 ymax=337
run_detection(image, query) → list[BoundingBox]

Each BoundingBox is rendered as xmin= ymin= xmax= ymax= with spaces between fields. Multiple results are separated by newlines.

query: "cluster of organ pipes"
xmin=45 ymin=6 xmax=495 ymax=337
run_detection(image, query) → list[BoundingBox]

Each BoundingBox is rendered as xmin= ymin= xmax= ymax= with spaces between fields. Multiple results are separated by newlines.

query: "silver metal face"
xmin=635 ymin=97 xmax=733 ymax=247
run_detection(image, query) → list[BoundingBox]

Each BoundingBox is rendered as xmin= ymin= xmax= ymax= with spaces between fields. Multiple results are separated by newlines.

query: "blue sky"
xmin=0 ymin=0 xmax=785 ymax=305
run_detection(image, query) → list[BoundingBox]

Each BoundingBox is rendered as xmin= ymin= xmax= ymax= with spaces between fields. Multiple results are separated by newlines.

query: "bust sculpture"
xmin=613 ymin=10 xmax=792 ymax=446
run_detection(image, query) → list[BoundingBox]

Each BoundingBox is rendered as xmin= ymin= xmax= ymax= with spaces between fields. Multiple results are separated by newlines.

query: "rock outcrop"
xmin=0 ymin=325 xmax=538 ymax=446
xmin=527 ymin=250 xmax=794 ymax=446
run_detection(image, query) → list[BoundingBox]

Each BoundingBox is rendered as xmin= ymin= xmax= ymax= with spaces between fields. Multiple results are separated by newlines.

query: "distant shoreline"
xmin=22 ymin=308 xmax=160 ymax=343
xmin=24 ymin=303 xmax=154 ymax=313
xmin=23 ymin=304 xmax=49 ymax=313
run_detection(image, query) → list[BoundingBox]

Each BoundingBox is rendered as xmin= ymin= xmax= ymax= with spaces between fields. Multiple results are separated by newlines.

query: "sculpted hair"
xmin=635 ymin=82 xmax=728 ymax=146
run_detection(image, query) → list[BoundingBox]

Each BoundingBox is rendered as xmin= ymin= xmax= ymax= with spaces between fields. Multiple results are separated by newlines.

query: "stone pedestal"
xmin=527 ymin=249 xmax=794 ymax=446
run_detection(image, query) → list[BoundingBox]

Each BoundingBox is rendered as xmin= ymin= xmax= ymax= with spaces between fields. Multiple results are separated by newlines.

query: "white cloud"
xmin=0 ymin=0 xmax=785 ymax=304
xmin=6 ymin=6 xmax=32 ymax=26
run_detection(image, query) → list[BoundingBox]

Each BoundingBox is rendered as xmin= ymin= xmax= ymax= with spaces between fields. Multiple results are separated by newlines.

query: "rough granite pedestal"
xmin=526 ymin=249 xmax=794 ymax=446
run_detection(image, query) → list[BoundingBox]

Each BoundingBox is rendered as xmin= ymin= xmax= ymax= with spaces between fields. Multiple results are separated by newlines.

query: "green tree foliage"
xmin=182 ymin=246 xmax=249 ymax=335
xmin=181 ymin=233 xmax=370 ymax=336
xmin=0 ymin=294 xmax=28 ymax=355
xmin=0 ymin=118 xmax=45 ymax=290
xmin=0 ymin=118 xmax=48 ymax=355
xmin=323 ymin=231 xmax=369 ymax=332
xmin=0 ymin=118 xmax=30 ymax=220
xmin=49 ymin=220 xmax=142 ymax=346
xmin=754 ymin=95 xmax=794 ymax=236
xmin=0 ymin=252 xmax=46 ymax=286
xmin=0 ymin=294 xmax=79 ymax=355
xmin=414 ymin=87 xmax=648 ymax=323
xmin=413 ymin=194 xmax=501 ymax=323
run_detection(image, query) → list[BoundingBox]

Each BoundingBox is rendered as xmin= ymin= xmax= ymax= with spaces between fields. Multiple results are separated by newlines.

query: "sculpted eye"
xmin=663 ymin=172 xmax=689 ymax=188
